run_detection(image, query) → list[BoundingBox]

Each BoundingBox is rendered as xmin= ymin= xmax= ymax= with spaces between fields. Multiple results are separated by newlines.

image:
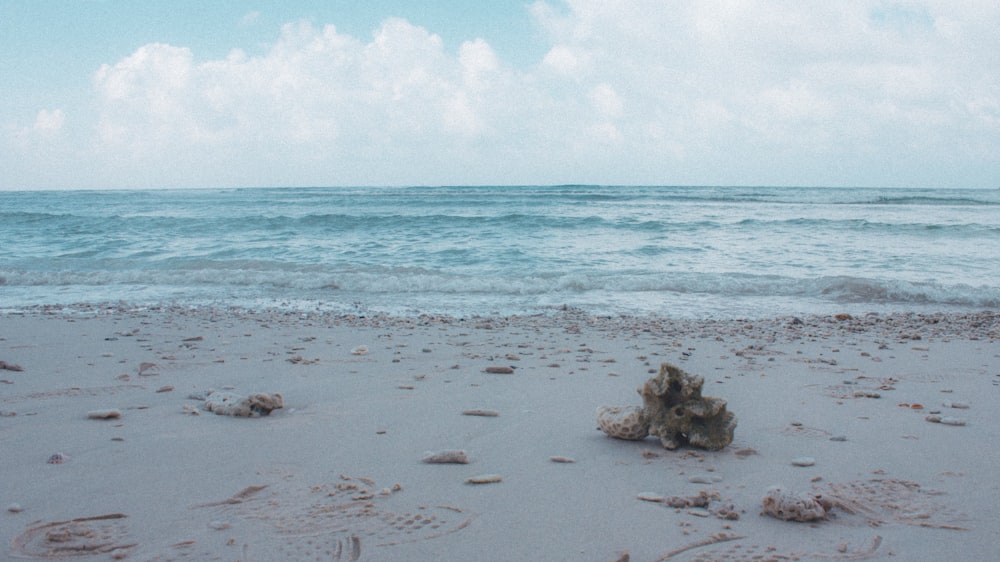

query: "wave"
xmin=867 ymin=195 xmax=999 ymax=206
xmin=2 ymin=267 xmax=997 ymax=310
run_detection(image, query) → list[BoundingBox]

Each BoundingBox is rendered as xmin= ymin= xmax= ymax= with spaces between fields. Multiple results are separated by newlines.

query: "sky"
xmin=2 ymin=1 xmax=998 ymax=190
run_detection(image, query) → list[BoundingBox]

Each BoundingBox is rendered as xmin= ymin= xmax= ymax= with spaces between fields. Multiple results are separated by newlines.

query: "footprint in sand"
xmin=192 ymin=474 xmax=473 ymax=560
xmin=11 ymin=513 xmax=136 ymax=559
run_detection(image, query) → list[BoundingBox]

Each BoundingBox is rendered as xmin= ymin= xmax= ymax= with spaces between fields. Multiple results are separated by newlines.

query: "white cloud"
xmin=4 ymin=1 xmax=998 ymax=189
xmin=33 ymin=109 xmax=65 ymax=132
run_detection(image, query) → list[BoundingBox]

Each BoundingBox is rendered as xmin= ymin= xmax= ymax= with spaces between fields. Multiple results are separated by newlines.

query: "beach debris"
xmin=925 ymin=415 xmax=966 ymax=426
xmin=598 ymin=363 xmax=737 ymax=451
xmin=156 ymin=385 xmax=174 ymax=393
xmin=287 ymin=355 xmax=319 ymax=365
xmin=484 ymin=366 xmax=514 ymax=374
xmin=47 ymin=453 xmax=70 ymax=464
xmin=637 ymin=492 xmax=665 ymax=503
xmin=687 ymin=474 xmax=722 ymax=484
xmin=462 ymin=409 xmax=499 ymax=417
xmin=465 ymin=474 xmax=502 ymax=484
xmin=87 ymin=408 xmax=122 ymax=420
xmin=422 ymin=450 xmax=470 ymax=464
xmin=761 ymin=485 xmax=832 ymax=522
xmin=0 ymin=360 xmax=24 ymax=372
xmin=791 ymin=456 xmax=816 ymax=467
xmin=596 ymin=405 xmax=649 ymax=440
xmin=137 ymin=362 xmax=158 ymax=376
xmin=204 ymin=390 xmax=284 ymax=417
xmin=665 ymin=490 xmax=716 ymax=508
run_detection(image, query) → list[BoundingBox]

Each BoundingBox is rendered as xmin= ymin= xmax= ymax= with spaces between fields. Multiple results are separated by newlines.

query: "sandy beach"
xmin=1 ymin=305 xmax=997 ymax=561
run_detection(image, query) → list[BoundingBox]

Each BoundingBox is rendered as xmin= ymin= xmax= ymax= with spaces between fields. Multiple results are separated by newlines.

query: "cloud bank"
xmin=5 ymin=1 xmax=999 ymax=189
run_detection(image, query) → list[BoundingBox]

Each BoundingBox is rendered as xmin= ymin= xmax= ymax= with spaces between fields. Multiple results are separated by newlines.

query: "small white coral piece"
xmin=204 ymin=391 xmax=284 ymax=417
xmin=597 ymin=405 xmax=649 ymax=440
xmin=761 ymin=485 xmax=830 ymax=522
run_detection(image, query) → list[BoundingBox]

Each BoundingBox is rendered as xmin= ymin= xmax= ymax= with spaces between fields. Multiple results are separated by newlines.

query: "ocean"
xmin=1 ymin=185 xmax=997 ymax=319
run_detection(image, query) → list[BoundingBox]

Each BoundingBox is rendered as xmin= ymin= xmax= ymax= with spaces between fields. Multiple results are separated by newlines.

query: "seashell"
xmin=462 ymin=409 xmax=499 ymax=417
xmin=943 ymin=401 xmax=969 ymax=409
xmin=350 ymin=345 xmax=368 ymax=356
xmin=791 ymin=456 xmax=816 ymax=467
xmin=47 ymin=453 xmax=69 ymax=464
xmin=87 ymin=408 xmax=122 ymax=420
xmin=465 ymin=474 xmax=502 ymax=484
xmin=7 ymin=503 xmax=23 ymax=513
xmin=422 ymin=450 xmax=469 ymax=464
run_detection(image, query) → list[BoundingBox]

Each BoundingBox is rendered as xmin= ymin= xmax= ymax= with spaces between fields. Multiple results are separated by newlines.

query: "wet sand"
xmin=1 ymin=305 xmax=997 ymax=560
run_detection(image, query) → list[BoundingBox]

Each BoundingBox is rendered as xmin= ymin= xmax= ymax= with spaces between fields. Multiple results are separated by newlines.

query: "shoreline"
xmin=6 ymin=301 xmax=998 ymax=338
xmin=2 ymin=305 xmax=997 ymax=560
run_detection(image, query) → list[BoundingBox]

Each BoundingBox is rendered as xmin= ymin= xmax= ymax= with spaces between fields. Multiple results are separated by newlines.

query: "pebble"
xmin=943 ymin=401 xmax=970 ymax=409
xmin=465 ymin=474 xmax=502 ymax=484
xmin=484 ymin=366 xmax=515 ymax=374
xmin=926 ymin=415 xmax=966 ymax=426
xmin=791 ymin=456 xmax=816 ymax=467
xmin=687 ymin=474 xmax=723 ymax=484
xmin=87 ymin=408 xmax=122 ymax=420
xmin=422 ymin=450 xmax=469 ymax=464
xmin=462 ymin=409 xmax=500 ymax=417
xmin=7 ymin=503 xmax=23 ymax=513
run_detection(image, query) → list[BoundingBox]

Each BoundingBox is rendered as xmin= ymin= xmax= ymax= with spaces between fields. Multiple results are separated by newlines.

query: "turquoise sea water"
xmin=1 ymin=186 xmax=998 ymax=318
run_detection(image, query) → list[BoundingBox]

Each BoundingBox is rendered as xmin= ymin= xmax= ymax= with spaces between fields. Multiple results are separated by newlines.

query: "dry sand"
xmin=1 ymin=305 xmax=997 ymax=561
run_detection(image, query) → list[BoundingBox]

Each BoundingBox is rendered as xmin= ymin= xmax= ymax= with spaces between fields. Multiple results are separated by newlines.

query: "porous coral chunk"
xmin=597 ymin=405 xmax=649 ymax=440
xmin=639 ymin=363 xmax=737 ymax=451
xmin=761 ymin=485 xmax=832 ymax=522
xmin=205 ymin=391 xmax=284 ymax=417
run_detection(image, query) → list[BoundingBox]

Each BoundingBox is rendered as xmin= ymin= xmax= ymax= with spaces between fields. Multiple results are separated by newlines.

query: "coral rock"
xmin=204 ymin=391 xmax=284 ymax=417
xmin=639 ymin=363 xmax=737 ymax=451
xmin=761 ymin=485 xmax=831 ymax=522
xmin=597 ymin=405 xmax=649 ymax=440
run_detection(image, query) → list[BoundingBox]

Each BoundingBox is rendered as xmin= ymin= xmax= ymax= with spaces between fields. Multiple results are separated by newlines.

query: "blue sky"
xmin=2 ymin=1 xmax=998 ymax=189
